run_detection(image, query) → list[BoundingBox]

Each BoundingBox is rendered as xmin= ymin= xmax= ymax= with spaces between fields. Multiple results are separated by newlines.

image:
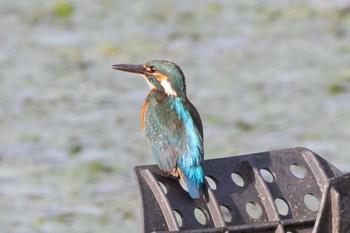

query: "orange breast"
xmin=140 ymin=98 xmax=148 ymax=131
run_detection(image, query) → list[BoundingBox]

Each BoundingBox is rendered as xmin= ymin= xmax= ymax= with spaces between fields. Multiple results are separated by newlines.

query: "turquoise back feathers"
xmin=113 ymin=60 xmax=204 ymax=199
xmin=171 ymin=97 xmax=203 ymax=198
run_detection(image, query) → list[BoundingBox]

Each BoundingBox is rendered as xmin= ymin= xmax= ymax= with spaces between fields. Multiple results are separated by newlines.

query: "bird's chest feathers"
xmin=144 ymin=94 xmax=189 ymax=126
xmin=143 ymin=95 xmax=201 ymax=155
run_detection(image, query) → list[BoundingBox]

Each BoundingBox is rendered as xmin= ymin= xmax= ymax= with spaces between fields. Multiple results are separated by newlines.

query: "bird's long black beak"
xmin=112 ymin=64 xmax=146 ymax=74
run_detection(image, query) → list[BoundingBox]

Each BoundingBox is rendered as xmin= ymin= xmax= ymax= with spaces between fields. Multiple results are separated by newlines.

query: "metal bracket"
xmin=134 ymin=147 xmax=348 ymax=233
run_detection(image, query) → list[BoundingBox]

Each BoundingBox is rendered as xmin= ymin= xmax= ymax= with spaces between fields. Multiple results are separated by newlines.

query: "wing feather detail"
xmin=142 ymin=91 xmax=204 ymax=198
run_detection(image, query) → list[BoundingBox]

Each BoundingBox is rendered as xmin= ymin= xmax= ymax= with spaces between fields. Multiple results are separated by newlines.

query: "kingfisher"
xmin=112 ymin=60 xmax=204 ymax=199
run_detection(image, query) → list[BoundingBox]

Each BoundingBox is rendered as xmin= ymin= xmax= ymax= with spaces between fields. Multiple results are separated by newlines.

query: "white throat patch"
xmin=142 ymin=75 xmax=156 ymax=90
xmin=160 ymin=79 xmax=177 ymax=96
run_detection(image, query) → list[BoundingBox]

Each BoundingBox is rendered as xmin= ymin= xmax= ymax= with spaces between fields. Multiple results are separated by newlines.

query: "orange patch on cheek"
xmin=153 ymin=72 xmax=168 ymax=82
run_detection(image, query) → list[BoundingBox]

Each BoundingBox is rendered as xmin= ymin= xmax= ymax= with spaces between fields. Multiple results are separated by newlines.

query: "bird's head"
xmin=112 ymin=60 xmax=186 ymax=97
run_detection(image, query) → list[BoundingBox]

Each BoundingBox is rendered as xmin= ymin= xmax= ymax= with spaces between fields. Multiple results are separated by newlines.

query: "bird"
xmin=112 ymin=60 xmax=204 ymax=199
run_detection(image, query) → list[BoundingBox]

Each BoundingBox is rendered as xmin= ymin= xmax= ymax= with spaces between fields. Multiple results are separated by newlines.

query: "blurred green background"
xmin=1 ymin=0 xmax=350 ymax=232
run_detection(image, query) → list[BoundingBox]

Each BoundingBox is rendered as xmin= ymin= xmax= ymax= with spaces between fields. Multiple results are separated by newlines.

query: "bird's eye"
xmin=149 ymin=66 xmax=156 ymax=72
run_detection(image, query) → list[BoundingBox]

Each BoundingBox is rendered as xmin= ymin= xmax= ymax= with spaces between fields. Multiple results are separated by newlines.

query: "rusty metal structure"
xmin=134 ymin=147 xmax=350 ymax=233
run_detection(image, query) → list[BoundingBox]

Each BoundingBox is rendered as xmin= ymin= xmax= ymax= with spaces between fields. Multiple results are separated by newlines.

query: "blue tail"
xmin=182 ymin=166 xmax=203 ymax=199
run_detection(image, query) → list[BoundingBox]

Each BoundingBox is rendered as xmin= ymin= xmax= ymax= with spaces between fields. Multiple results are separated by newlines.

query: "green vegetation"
xmin=235 ymin=120 xmax=254 ymax=132
xmin=54 ymin=1 xmax=74 ymax=17
xmin=69 ymin=144 xmax=82 ymax=156
xmin=327 ymin=84 xmax=346 ymax=95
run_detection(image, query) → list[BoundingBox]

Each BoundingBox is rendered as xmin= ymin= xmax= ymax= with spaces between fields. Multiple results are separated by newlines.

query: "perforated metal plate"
xmin=134 ymin=147 xmax=346 ymax=233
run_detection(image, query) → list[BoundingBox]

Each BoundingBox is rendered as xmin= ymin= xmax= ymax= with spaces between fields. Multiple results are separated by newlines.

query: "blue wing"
xmin=143 ymin=91 xmax=204 ymax=198
xmin=172 ymin=97 xmax=203 ymax=198
xmin=143 ymin=92 xmax=187 ymax=172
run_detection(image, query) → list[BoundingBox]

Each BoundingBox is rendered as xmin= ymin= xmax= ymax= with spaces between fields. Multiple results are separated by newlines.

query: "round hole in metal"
xmin=290 ymin=164 xmax=307 ymax=178
xmin=275 ymin=198 xmax=289 ymax=216
xmin=304 ymin=193 xmax=320 ymax=212
xmin=220 ymin=205 xmax=232 ymax=223
xmin=179 ymin=178 xmax=188 ymax=192
xmin=205 ymin=176 xmax=218 ymax=190
xmin=194 ymin=207 xmax=208 ymax=225
xmin=173 ymin=210 xmax=183 ymax=227
xmin=231 ymin=172 xmax=244 ymax=187
xmin=158 ymin=181 xmax=167 ymax=194
xmin=260 ymin=168 xmax=274 ymax=183
xmin=245 ymin=201 xmax=263 ymax=219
